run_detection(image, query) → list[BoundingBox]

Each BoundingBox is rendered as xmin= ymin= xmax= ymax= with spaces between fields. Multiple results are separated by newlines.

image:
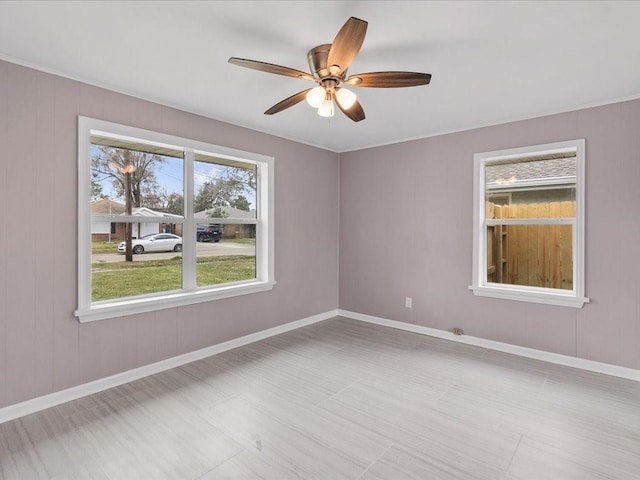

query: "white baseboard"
xmin=338 ymin=309 xmax=640 ymax=382
xmin=0 ymin=309 xmax=338 ymax=425
xmin=3 ymin=307 xmax=637 ymax=425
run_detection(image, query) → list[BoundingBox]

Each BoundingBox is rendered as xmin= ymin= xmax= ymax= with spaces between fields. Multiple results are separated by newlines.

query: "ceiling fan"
xmin=228 ymin=17 xmax=431 ymax=122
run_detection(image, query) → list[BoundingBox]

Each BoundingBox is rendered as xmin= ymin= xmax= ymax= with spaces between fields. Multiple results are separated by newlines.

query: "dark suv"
xmin=196 ymin=224 xmax=223 ymax=243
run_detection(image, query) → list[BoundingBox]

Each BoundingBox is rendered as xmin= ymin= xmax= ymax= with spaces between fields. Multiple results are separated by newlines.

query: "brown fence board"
xmin=486 ymin=200 xmax=575 ymax=290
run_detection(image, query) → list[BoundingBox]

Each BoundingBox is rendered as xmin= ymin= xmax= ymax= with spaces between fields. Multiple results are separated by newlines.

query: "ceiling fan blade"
xmin=335 ymin=95 xmax=365 ymax=122
xmin=264 ymin=89 xmax=312 ymax=115
xmin=345 ymin=71 xmax=432 ymax=88
xmin=229 ymin=57 xmax=314 ymax=81
xmin=327 ymin=17 xmax=368 ymax=75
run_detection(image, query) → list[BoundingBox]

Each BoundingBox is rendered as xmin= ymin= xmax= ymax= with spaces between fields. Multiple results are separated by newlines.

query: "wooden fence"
xmin=486 ymin=201 xmax=575 ymax=290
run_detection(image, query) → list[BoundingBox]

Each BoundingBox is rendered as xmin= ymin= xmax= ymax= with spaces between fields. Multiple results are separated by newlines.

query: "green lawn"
xmin=92 ymin=255 xmax=256 ymax=301
xmin=92 ymin=240 xmax=120 ymax=254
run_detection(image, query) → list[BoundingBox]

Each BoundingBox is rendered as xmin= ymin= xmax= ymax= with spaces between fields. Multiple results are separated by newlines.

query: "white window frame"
xmin=75 ymin=117 xmax=275 ymax=322
xmin=470 ymin=139 xmax=589 ymax=308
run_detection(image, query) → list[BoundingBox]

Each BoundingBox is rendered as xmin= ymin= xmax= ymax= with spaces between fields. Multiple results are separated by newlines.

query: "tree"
xmin=91 ymin=146 xmax=166 ymax=209
xmin=206 ymin=206 xmax=229 ymax=219
xmin=165 ymin=193 xmax=184 ymax=215
xmin=91 ymin=146 xmax=167 ymax=261
xmin=226 ymin=166 xmax=256 ymax=192
xmin=90 ymin=178 xmax=107 ymax=202
xmin=230 ymin=195 xmax=250 ymax=211
xmin=194 ymin=166 xmax=256 ymax=213
xmin=194 ymin=177 xmax=244 ymax=212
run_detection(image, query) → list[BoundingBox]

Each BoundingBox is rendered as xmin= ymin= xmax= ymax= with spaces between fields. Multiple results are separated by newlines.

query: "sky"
xmin=93 ymin=147 xmax=256 ymax=208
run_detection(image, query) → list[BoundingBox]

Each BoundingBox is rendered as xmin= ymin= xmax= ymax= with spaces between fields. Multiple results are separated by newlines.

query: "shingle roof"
xmin=90 ymin=199 xmax=125 ymax=214
xmin=486 ymin=157 xmax=576 ymax=187
xmin=91 ymin=200 xmax=181 ymax=218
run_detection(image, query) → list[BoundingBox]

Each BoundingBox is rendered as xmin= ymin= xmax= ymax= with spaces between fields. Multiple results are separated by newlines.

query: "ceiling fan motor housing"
xmin=307 ymin=44 xmax=346 ymax=84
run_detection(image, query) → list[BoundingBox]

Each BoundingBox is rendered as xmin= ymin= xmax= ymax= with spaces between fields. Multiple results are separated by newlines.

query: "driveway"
xmin=93 ymin=241 xmax=255 ymax=263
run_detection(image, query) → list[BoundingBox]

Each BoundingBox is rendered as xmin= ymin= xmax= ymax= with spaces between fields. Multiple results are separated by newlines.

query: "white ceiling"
xmin=1 ymin=1 xmax=639 ymax=152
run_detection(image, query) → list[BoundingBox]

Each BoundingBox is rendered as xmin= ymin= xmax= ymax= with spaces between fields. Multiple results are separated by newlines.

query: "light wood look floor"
xmin=1 ymin=317 xmax=639 ymax=479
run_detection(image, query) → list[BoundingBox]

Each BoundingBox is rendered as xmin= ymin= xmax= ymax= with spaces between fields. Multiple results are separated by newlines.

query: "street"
xmin=92 ymin=241 xmax=255 ymax=263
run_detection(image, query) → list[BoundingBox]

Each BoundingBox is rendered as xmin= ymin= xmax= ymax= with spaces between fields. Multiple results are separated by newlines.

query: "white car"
xmin=118 ymin=233 xmax=182 ymax=254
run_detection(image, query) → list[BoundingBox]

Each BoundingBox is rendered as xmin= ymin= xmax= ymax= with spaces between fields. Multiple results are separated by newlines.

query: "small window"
xmin=77 ymin=117 xmax=274 ymax=322
xmin=470 ymin=139 xmax=588 ymax=307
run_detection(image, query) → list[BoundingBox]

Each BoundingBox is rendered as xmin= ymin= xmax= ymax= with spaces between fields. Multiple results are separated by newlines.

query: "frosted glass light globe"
xmin=335 ymin=88 xmax=357 ymax=109
xmin=306 ymin=86 xmax=326 ymax=108
xmin=317 ymin=98 xmax=334 ymax=117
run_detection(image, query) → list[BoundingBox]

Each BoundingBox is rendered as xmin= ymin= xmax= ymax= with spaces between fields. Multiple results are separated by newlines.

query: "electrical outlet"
xmin=405 ymin=297 xmax=412 ymax=308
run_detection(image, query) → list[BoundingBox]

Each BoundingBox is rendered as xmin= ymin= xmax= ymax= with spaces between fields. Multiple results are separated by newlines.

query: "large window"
xmin=470 ymin=139 xmax=588 ymax=307
xmin=76 ymin=117 xmax=274 ymax=322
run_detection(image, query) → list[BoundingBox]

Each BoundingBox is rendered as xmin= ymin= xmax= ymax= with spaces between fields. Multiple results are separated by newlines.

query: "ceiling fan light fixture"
xmin=306 ymin=86 xmax=326 ymax=108
xmin=317 ymin=97 xmax=334 ymax=117
xmin=229 ymin=17 xmax=431 ymax=122
xmin=335 ymin=88 xmax=357 ymax=109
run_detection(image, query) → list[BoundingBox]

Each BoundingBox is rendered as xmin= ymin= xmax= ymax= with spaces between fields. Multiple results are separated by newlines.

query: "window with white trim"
xmin=470 ymin=139 xmax=588 ymax=307
xmin=76 ymin=117 xmax=274 ymax=322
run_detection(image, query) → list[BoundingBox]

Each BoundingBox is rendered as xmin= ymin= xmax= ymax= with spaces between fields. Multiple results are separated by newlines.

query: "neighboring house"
xmin=486 ymin=156 xmax=576 ymax=204
xmin=90 ymin=199 xmax=126 ymax=241
xmin=195 ymin=206 xmax=256 ymax=238
xmin=129 ymin=207 xmax=183 ymax=239
xmin=90 ymin=199 xmax=183 ymax=241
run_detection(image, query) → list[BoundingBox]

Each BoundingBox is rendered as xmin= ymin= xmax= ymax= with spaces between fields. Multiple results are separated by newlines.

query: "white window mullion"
xmin=78 ymin=117 xmax=92 ymax=311
xmin=475 ymin=154 xmax=487 ymax=288
xmin=571 ymin=221 xmax=584 ymax=297
xmin=255 ymin=158 xmax=275 ymax=283
xmin=183 ymin=149 xmax=196 ymax=291
xmin=575 ymin=138 xmax=586 ymax=300
xmin=255 ymin=164 xmax=263 ymax=282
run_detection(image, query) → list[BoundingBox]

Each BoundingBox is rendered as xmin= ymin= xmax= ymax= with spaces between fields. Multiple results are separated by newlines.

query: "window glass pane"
xmin=485 ymin=200 xmax=576 ymax=220
xmin=91 ymin=227 xmax=184 ymax=301
xmin=193 ymin=153 xmax=257 ymax=220
xmin=196 ymin=223 xmax=256 ymax=287
xmin=194 ymin=153 xmax=257 ymax=288
xmin=485 ymin=156 xmax=576 ymax=217
xmin=90 ymin=139 xmax=184 ymax=302
xmin=90 ymin=143 xmax=185 ymax=219
xmin=486 ymin=224 xmax=573 ymax=290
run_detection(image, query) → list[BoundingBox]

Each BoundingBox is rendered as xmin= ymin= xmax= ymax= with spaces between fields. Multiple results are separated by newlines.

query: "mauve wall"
xmin=340 ymin=98 xmax=640 ymax=370
xmin=0 ymin=60 xmax=340 ymax=409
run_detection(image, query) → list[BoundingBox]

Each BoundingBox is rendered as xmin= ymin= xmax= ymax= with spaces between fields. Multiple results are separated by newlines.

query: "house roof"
xmin=90 ymin=200 xmax=182 ymax=218
xmin=90 ymin=199 xmax=125 ymax=215
xmin=130 ymin=207 xmax=182 ymax=218
xmin=486 ymin=157 xmax=576 ymax=190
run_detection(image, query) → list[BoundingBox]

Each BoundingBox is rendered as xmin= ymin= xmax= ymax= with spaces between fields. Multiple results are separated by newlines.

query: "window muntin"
xmin=471 ymin=139 xmax=588 ymax=307
xmin=77 ymin=117 xmax=274 ymax=322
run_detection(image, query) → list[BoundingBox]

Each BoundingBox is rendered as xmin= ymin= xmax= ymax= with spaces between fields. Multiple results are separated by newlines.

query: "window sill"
xmin=75 ymin=280 xmax=276 ymax=323
xmin=468 ymin=285 xmax=589 ymax=308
